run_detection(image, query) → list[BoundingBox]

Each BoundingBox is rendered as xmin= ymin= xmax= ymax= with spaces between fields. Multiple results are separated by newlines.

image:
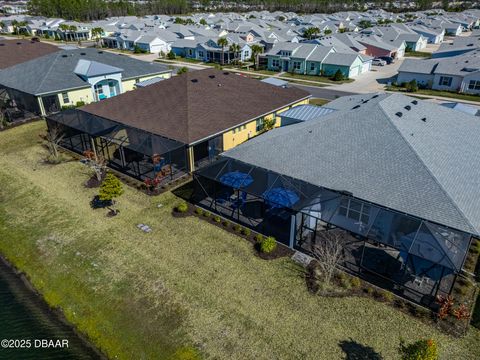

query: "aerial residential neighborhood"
xmin=1 ymin=1 xmax=480 ymax=360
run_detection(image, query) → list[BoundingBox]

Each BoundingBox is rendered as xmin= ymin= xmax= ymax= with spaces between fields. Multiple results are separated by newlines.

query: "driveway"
xmin=325 ymin=58 xmax=405 ymax=93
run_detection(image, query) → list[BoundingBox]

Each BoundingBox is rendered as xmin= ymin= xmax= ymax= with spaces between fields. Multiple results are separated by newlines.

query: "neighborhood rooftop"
xmin=224 ymin=93 xmax=480 ymax=236
xmin=79 ymin=69 xmax=310 ymax=144
xmin=0 ymin=39 xmax=59 ymax=69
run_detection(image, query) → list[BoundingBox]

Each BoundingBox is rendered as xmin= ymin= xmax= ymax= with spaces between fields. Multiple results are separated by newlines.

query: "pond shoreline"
xmin=0 ymin=253 xmax=106 ymax=360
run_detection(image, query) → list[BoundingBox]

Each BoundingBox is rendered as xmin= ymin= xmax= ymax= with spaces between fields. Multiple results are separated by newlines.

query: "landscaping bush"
xmin=382 ymin=290 xmax=394 ymax=302
xmin=399 ymin=338 xmax=439 ymax=360
xmin=167 ymin=50 xmax=176 ymax=59
xmin=203 ymin=211 xmax=211 ymax=218
xmin=222 ymin=220 xmax=229 ymax=227
xmin=195 ymin=207 xmax=203 ymax=216
xmin=405 ymin=79 xmax=418 ymax=93
xmin=331 ymin=69 xmax=344 ymax=81
xmin=350 ymin=277 xmax=361 ymax=288
xmin=232 ymin=224 xmax=242 ymax=233
xmin=260 ymin=236 xmax=277 ymax=253
xmin=175 ymin=202 xmax=188 ymax=213
xmin=213 ymin=216 xmax=221 ymax=223
xmin=365 ymin=287 xmax=373 ymax=295
xmin=254 ymin=234 xmax=264 ymax=242
xmin=241 ymin=227 xmax=251 ymax=236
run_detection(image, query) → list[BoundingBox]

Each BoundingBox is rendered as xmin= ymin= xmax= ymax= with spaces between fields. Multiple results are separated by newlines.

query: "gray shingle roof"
xmin=0 ymin=48 xmax=170 ymax=95
xmin=224 ymin=93 xmax=480 ymax=235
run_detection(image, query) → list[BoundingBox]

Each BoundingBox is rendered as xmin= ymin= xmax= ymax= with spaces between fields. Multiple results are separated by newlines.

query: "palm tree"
xmin=229 ymin=43 xmax=241 ymax=64
xmin=217 ymin=37 xmax=228 ymax=65
xmin=0 ymin=21 xmax=6 ymax=33
xmin=303 ymin=27 xmax=320 ymax=40
xmin=91 ymin=27 xmax=104 ymax=47
xmin=250 ymin=44 xmax=263 ymax=70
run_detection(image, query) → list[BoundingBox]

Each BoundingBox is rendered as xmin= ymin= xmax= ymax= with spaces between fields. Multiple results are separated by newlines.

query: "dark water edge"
xmin=0 ymin=256 xmax=104 ymax=360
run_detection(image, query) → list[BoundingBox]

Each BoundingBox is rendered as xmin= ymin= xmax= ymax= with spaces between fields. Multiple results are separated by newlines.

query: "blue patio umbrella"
xmin=262 ymin=187 xmax=300 ymax=209
xmin=219 ymin=171 xmax=253 ymax=189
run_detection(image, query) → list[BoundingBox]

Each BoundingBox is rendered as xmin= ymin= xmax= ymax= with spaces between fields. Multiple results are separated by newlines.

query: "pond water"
xmin=0 ymin=259 xmax=102 ymax=360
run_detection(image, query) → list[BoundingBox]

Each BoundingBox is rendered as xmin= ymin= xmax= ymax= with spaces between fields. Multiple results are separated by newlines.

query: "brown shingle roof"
xmin=0 ymin=39 xmax=59 ymax=69
xmin=80 ymin=69 xmax=310 ymax=144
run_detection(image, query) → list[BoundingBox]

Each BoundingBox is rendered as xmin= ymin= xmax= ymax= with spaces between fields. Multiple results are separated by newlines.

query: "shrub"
xmin=350 ymin=277 xmax=361 ymax=288
xmin=382 ymin=290 xmax=394 ymax=302
xmin=176 ymin=202 xmax=188 ymax=213
xmin=167 ymin=50 xmax=176 ymax=59
xmin=222 ymin=220 xmax=229 ymax=227
xmin=75 ymin=101 xmax=85 ymax=107
xmin=195 ymin=207 xmax=203 ymax=215
xmin=213 ymin=216 xmax=221 ymax=223
xmin=177 ymin=66 xmax=189 ymax=75
xmin=405 ymin=79 xmax=418 ymax=92
xmin=399 ymin=338 xmax=439 ymax=360
xmin=232 ymin=224 xmax=242 ymax=233
xmin=260 ymin=236 xmax=277 ymax=253
xmin=331 ymin=69 xmax=345 ymax=81
xmin=99 ymin=173 xmax=123 ymax=203
xmin=203 ymin=211 xmax=211 ymax=218
xmin=241 ymin=227 xmax=251 ymax=236
xmin=365 ymin=287 xmax=373 ymax=295
xmin=254 ymin=234 xmax=264 ymax=242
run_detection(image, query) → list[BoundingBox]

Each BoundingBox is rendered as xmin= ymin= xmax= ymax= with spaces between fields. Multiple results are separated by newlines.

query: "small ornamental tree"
xmin=399 ymin=338 xmax=439 ymax=360
xmin=99 ymin=173 xmax=124 ymax=215
xmin=406 ymin=79 xmax=418 ymax=92
xmin=331 ymin=69 xmax=345 ymax=81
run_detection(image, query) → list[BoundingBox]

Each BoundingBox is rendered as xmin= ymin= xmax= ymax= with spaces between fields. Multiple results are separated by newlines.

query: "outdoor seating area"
xmin=194 ymin=156 xmax=473 ymax=310
xmin=46 ymin=109 xmax=188 ymax=182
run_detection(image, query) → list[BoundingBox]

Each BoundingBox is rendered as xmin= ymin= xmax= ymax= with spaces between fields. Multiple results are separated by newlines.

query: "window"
xmin=272 ymin=59 xmax=280 ymax=67
xmin=61 ymin=92 xmax=69 ymax=103
xmin=439 ymin=76 xmax=452 ymax=86
xmin=280 ymin=50 xmax=291 ymax=56
xmin=338 ymin=198 xmax=370 ymax=224
xmin=468 ymin=80 xmax=480 ymax=90
xmin=256 ymin=118 xmax=264 ymax=132
xmin=309 ymin=62 xmax=315 ymax=71
xmin=198 ymin=50 xmax=204 ymax=58
xmin=293 ymin=61 xmax=301 ymax=71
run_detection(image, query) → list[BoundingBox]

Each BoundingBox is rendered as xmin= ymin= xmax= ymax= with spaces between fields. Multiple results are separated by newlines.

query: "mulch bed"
xmin=84 ymin=174 xmax=105 ymax=188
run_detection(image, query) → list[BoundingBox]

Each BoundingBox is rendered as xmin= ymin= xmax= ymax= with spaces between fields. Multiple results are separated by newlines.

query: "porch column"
xmin=90 ymin=137 xmax=98 ymax=160
xmin=289 ymin=214 xmax=296 ymax=249
xmin=37 ymin=97 xmax=46 ymax=116
xmin=187 ymin=146 xmax=195 ymax=172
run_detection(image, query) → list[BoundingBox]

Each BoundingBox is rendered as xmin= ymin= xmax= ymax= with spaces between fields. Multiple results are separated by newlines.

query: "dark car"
xmin=378 ymin=56 xmax=395 ymax=64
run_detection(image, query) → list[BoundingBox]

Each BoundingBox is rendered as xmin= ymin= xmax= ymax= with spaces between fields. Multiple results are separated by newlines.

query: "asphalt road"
xmin=291 ymin=84 xmax=358 ymax=100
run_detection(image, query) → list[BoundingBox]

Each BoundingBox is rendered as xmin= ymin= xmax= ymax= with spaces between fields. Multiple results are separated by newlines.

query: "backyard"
xmin=0 ymin=122 xmax=479 ymax=359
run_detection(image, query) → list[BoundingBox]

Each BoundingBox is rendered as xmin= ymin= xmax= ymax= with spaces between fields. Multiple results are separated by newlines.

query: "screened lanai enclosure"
xmin=47 ymin=109 xmax=188 ymax=182
xmin=0 ymin=87 xmax=41 ymax=122
xmin=194 ymin=157 xmax=474 ymax=309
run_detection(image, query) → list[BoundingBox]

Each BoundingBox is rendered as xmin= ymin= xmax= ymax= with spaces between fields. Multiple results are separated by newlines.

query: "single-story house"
xmin=355 ymin=34 xmax=406 ymax=59
xmin=0 ymin=48 xmax=172 ymax=117
xmin=193 ymin=92 xmax=480 ymax=309
xmin=410 ymin=25 xmax=445 ymax=45
xmin=265 ymin=42 xmax=371 ymax=78
xmin=397 ymin=52 xmax=480 ymax=94
xmin=46 ymin=69 xmax=310 ymax=182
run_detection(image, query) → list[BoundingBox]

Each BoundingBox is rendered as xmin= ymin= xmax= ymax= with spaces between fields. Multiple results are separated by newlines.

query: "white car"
xmin=372 ymin=58 xmax=387 ymax=66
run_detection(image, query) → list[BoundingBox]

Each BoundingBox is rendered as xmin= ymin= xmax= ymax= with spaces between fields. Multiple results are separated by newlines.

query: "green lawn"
xmin=282 ymin=72 xmax=354 ymax=84
xmin=309 ymin=98 xmax=331 ymax=106
xmin=0 ymin=122 xmax=479 ymax=359
xmin=387 ymin=86 xmax=480 ymax=103
xmin=404 ymin=51 xmax=432 ymax=58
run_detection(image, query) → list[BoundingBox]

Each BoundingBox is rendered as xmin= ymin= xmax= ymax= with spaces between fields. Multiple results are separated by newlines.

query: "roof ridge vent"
xmin=411 ymin=100 xmax=418 ymax=105
xmin=352 ymin=105 xmax=361 ymax=109
xmin=421 ymin=117 xmax=426 ymax=122
xmin=395 ymin=112 xmax=403 ymax=117
xmin=404 ymin=105 xmax=411 ymax=110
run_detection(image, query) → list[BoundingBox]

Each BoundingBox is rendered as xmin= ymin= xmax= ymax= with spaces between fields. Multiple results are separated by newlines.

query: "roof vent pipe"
xmin=395 ymin=112 xmax=403 ymax=117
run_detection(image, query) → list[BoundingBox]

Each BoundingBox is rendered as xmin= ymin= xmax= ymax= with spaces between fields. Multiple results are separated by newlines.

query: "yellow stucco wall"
xmin=222 ymin=98 xmax=309 ymax=151
xmin=57 ymin=87 xmax=94 ymax=107
xmin=124 ymin=72 xmax=172 ymax=91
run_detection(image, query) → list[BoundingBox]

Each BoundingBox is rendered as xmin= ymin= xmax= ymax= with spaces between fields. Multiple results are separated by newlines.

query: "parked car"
xmin=378 ymin=56 xmax=395 ymax=64
xmin=372 ymin=58 xmax=387 ymax=66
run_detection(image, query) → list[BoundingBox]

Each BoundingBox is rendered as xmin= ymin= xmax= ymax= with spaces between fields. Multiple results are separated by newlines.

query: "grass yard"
xmin=282 ymin=72 xmax=354 ymax=84
xmin=309 ymin=98 xmax=331 ymax=106
xmin=0 ymin=122 xmax=479 ymax=359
